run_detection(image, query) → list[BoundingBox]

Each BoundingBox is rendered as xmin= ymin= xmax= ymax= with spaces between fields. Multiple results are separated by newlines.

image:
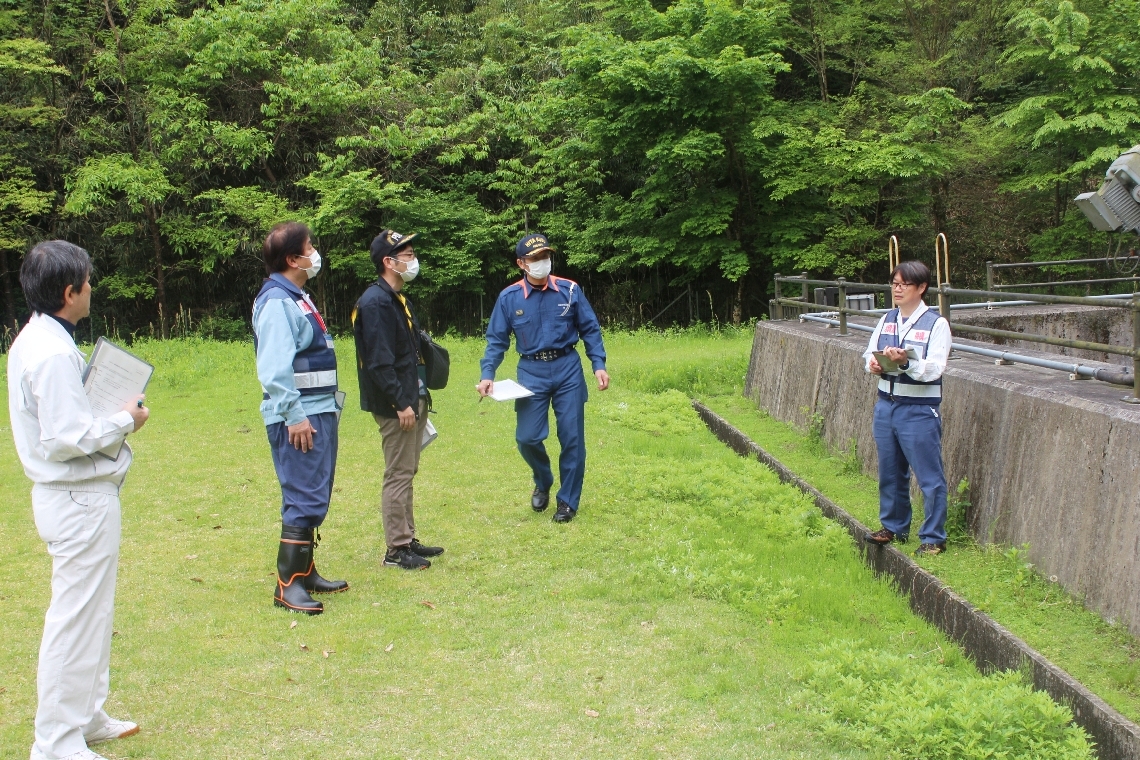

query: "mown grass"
xmin=0 ymin=329 xmax=1093 ymax=758
xmin=704 ymin=384 xmax=1140 ymax=726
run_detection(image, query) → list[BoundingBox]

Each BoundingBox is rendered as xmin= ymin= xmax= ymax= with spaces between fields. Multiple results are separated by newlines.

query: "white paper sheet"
xmin=82 ymin=337 xmax=154 ymax=418
xmin=421 ymin=419 xmax=438 ymax=451
xmin=488 ymin=378 xmax=534 ymax=402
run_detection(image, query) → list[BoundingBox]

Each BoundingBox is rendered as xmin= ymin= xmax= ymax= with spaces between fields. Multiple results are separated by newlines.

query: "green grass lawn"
xmin=702 ymin=385 xmax=1140 ymax=727
xmin=0 ymin=330 xmax=1092 ymax=758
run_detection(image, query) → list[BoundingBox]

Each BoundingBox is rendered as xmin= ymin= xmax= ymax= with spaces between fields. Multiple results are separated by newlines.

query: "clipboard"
xmin=82 ymin=337 xmax=154 ymax=458
xmin=873 ymin=348 xmax=919 ymax=373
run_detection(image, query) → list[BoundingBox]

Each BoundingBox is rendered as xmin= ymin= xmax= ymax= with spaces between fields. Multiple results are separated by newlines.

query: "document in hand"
xmin=83 ymin=336 xmax=154 ymax=412
xmin=873 ymin=347 xmax=920 ymax=373
xmin=488 ymin=378 xmax=534 ymax=402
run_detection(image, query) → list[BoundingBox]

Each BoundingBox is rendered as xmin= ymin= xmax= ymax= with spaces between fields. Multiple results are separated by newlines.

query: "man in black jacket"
xmin=352 ymin=229 xmax=444 ymax=570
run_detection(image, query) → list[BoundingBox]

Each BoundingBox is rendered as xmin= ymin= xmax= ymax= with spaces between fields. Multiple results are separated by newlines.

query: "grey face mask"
xmin=525 ymin=258 xmax=551 ymax=280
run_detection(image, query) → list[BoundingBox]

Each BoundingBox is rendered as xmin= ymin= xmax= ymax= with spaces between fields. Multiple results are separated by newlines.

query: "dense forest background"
xmin=1 ymin=0 xmax=1138 ymax=340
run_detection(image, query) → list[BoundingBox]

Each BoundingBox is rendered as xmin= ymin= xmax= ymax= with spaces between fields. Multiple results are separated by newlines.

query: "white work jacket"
xmin=7 ymin=313 xmax=135 ymax=493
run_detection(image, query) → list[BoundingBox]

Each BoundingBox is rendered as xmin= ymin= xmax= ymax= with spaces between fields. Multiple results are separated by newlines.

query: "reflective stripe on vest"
xmin=253 ymin=278 xmax=338 ymax=397
xmin=877 ymin=307 xmax=943 ymax=403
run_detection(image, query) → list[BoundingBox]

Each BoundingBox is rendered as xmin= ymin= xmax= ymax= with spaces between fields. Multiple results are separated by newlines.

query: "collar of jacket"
xmin=520 ymin=276 xmax=561 ymax=298
xmin=268 ymin=271 xmax=304 ymax=296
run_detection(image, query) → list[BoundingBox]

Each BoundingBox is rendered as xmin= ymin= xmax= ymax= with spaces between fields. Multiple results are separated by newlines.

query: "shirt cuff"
xmin=109 ymin=409 xmax=136 ymax=434
xmin=283 ymin=406 xmax=308 ymax=427
xmin=591 ymin=360 xmax=606 ymax=372
xmin=481 ymin=372 xmax=495 ymax=381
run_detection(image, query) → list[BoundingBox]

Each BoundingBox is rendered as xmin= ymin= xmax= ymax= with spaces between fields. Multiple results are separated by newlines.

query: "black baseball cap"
xmin=370 ymin=229 xmax=418 ymax=267
xmin=515 ymin=233 xmax=553 ymax=260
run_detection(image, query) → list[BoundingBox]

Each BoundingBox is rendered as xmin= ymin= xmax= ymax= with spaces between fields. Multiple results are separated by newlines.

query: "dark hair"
xmin=20 ymin=240 xmax=91 ymax=314
xmin=891 ymin=260 xmax=931 ymax=298
xmin=263 ymin=222 xmax=312 ymax=274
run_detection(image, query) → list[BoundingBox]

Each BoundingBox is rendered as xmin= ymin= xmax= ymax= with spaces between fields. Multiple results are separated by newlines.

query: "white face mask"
xmin=301 ymin=250 xmax=322 ymax=280
xmin=525 ymin=258 xmax=552 ymax=280
xmin=398 ymin=257 xmax=420 ymax=283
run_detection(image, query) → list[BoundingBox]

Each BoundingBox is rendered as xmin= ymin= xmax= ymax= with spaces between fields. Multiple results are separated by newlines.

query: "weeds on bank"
xmin=704 ymin=391 xmax=1140 ymax=722
xmin=802 ymin=646 xmax=1094 ymax=760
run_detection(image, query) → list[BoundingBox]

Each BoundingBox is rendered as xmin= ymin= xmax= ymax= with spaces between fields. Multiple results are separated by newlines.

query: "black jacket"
xmin=353 ymin=278 xmax=422 ymax=418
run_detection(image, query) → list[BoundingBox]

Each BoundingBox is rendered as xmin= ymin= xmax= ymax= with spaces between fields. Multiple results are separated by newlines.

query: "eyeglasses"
xmin=890 ymin=280 xmax=914 ymax=290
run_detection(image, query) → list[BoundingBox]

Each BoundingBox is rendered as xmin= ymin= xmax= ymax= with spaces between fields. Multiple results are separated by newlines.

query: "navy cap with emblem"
xmin=370 ymin=229 xmax=419 ymax=268
xmin=515 ymin=233 xmax=553 ymax=260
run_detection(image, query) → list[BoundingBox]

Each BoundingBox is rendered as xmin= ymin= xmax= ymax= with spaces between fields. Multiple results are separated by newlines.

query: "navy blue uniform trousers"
xmin=266 ymin=411 xmax=338 ymax=528
xmin=872 ymin=399 xmax=947 ymax=544
xmin=515 ymin=352 xmax=588 ymax=511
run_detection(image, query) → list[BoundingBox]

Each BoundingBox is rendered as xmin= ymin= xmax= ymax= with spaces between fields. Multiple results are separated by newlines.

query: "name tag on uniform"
xmin=912 ymin=330 xmax=929 ymax=341
xmin=883 ymin=323 xmax=897 ymax=335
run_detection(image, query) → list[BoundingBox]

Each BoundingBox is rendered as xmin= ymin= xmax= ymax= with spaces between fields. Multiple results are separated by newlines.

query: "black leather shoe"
xmin=274 ymin=525 xmax=323 ymax=615
xmin=384 ymin=546 xmax=430 ymax=570
xmin=552 ymin=500 xmax=575 ymax=523
xmin=303 ymin=529 xmax=349 ymax=594
xmin=531 ymin=488 xmax=550 ymax=512
xmin=409 ymin=539 xmax=444 ymax=557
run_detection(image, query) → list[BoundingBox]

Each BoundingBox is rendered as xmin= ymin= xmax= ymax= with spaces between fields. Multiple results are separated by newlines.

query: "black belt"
xmin=520 ymin=344 xmax=576 ymax=362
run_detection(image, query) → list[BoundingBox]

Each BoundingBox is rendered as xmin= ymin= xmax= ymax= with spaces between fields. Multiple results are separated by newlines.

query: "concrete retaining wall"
xmin=953 ymin=305 xmax=1134 ymax=367
xmin=743 ymin=319 xmax=1140 ymax=637
xmin=694 ymin=401 xmax=1140 ymax=760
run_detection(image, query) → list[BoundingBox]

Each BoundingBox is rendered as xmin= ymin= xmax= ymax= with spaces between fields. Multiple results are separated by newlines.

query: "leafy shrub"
xmin=803 ymin=645 xmax=1094 ymax=759
xmin=946 ymin=478 xmax=972 ymax=545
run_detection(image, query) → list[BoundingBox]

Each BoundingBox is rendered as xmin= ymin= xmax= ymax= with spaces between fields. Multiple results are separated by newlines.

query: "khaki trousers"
xmin=374 ymin=398 xmax=427 ymax=549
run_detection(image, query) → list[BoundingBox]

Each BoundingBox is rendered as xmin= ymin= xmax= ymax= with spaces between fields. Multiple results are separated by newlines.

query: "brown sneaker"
xmin=865 ymin=528 xmax=898 ymax=545
xmin=915 ymin=542 xmax=946 ymax=557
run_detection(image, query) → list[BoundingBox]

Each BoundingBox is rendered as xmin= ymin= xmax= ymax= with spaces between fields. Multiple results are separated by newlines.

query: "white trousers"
xmin=30 ymin=487 xmax=121 ymax=760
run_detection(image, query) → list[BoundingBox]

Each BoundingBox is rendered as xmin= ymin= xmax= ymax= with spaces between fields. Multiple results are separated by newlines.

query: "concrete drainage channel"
xmin=692 ymin=400 xmax=1140 ymax=760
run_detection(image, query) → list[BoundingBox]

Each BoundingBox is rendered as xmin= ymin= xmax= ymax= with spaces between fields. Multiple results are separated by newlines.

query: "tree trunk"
xmin=145 ymin=204 xmax=168 ymax=339
xmin=2 ymin=248 xmax=17 ymax=334
xmin=732 ymin=279 xmax=743 ymax=326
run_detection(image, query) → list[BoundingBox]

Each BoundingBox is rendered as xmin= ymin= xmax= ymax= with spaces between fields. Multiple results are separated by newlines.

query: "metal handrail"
xmin=990 ymin=255 xmax=1140 ymax=270
xmin=992 ymin=276 xmax=1140 ymax=290
xmin=770 ymin=273 xmax=1140 ymax=403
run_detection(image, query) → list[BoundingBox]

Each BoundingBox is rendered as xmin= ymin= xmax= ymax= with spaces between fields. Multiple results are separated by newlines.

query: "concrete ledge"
xmin=693 ymin=400 xmax=1140 ymax=760
xmin=742 ymin=318 xmax=1140 ymax=638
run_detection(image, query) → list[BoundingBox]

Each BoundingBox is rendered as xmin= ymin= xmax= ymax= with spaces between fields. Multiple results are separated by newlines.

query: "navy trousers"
xmin=266 ymin=411 xmax=338 ymax=528
xmin=872 ymin=399 xmax=947 ymax=544
xmin=515 ymin=352 xmax=588 ymax=511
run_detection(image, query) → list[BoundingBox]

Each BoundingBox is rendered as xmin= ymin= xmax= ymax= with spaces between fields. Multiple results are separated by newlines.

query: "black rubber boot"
xmin=274 ymin=525 xmax=323 ymax=615
xmin=303 ymin=529 xmax=349 ymax=594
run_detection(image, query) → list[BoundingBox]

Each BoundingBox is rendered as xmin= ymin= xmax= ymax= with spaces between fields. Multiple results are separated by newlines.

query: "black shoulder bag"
xmin=419 ymin=330 xmax=450 ymax=390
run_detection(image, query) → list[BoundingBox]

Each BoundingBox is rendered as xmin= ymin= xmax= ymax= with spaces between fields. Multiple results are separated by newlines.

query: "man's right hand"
xmin=476 ymin=379 xmax=493 ymax=397
xmin=397 ymin=406 xmax=417 ymax=432
xmin=288 ymin=418 xmax=317 ymax=452
xmin=125 ymin=394 xmax=149 ymax=432
xmin=869 ymin=358 xmax=883 ymax=375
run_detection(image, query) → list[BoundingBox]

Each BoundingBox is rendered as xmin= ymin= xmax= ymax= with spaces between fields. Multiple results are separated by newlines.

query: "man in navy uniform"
xmin=477 ymin=233 xmax=609 ymax=523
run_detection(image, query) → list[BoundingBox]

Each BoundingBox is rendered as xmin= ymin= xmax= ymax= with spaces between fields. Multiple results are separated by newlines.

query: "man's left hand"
xmin=595 ymin=369 xmax=610 ymax=391
xmin=882 ymin=347 xmax=908 ymax=363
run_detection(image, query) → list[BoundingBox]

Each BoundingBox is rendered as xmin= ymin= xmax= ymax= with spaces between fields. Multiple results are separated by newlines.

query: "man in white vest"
xmin=8 ymin=241 xmax=150 ymax=760
xmin=862 ymin=260 xmax=952 ymax=556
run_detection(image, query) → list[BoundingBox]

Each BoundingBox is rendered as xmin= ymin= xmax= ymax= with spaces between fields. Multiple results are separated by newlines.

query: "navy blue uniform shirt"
xmin=480 ymin=275 xmax=606 ymax=380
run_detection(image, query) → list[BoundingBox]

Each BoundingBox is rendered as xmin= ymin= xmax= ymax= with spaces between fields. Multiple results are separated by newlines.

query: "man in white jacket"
xmin=8 ymin=241 xmax=150 ymax=760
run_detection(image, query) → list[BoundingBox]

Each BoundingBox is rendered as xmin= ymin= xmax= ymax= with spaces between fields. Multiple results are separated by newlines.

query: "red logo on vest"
xmin=883 ymin=323 xmax=897 ymax=335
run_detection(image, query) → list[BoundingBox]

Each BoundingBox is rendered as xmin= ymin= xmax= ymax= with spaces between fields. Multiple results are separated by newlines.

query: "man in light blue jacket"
xmin=253 ymin=222 xmax=348 ymax=615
